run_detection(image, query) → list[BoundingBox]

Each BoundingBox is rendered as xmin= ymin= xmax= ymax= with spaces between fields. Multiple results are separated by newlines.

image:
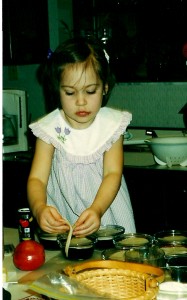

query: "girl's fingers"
xmin=73 ymin=222 xmax=98 ymax=236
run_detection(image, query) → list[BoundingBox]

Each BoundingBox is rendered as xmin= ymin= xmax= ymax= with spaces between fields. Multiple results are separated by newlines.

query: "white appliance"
xmin=3 ymin=89 xmax=28 ymax=153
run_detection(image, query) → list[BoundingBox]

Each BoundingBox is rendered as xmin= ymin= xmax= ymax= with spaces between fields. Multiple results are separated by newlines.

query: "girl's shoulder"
xmin=98 ymin=107 xmax=132 ymax=124
xmin=32 ymin=109 xmax=61 ymax=125
xmin=29 ymin=109 xmax=67 ymax=146
xmin=29 ymin=109 xmax=64 ymax=129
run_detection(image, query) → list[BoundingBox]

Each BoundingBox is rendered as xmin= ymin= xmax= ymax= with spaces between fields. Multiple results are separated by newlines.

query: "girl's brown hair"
xmin=37 ymin=36 xmax=116 ymax=112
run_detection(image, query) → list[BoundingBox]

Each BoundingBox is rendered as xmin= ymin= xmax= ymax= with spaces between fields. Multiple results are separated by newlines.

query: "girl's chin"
xmin=73 ymin=117 xmax=95 ymax=129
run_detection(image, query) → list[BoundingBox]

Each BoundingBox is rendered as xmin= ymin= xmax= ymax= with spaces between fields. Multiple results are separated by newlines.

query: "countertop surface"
xmin=2 ymin=228 xmax=103 ymax=300
xmin=3 ymin=227 xmax=186 ymax=300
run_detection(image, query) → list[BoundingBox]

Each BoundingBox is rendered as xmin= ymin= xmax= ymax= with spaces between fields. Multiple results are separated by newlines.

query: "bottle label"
xmin=18 ymin=208 xmax=35 ymax=242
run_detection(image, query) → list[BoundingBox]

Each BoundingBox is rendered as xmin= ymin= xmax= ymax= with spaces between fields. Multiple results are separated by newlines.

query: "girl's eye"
xmin=65 ymin=91 xmax=74 ymax=96
xmin=86 ymin=90 xmax=96 ymax=94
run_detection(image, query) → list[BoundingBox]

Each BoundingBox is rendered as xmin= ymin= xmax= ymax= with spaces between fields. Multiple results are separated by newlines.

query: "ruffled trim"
xmin=29 ymin=112 xmax=131 ymax=164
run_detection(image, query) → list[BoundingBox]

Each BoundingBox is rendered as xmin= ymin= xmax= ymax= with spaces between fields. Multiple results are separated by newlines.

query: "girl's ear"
xmin=103 ymin=84 xmax=109 ymax=95
xmin=102 ymin=84 xmax=109 ymax=107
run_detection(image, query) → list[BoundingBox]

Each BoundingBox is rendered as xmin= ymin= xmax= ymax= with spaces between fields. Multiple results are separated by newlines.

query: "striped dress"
xmin=29 ymin=107 xmax=136 ymax=233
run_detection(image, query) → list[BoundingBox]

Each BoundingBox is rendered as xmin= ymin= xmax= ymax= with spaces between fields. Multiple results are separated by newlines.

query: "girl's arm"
xmin=27 ymin=138 xmax=69 ymax=233
xmin=91 ymin=135 xmax=124 ymax=216
xmin=74 ymin=135 xmax=124 ymax=236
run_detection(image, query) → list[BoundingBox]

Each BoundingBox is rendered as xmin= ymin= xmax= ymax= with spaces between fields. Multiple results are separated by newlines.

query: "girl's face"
xmin=59 ymin=63 xmax=107 ymax=129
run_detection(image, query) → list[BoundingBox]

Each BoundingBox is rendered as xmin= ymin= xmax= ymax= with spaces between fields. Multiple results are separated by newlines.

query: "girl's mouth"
xmin=76 ymin=111 xmax=91 ymax=117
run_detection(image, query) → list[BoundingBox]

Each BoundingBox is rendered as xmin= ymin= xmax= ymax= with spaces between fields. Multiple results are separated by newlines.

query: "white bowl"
xmin=144 ymin=137 xmax=187 ymax=167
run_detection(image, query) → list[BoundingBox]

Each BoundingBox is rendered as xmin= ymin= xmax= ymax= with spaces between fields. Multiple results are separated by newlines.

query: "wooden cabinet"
xmin=124 ymin=166 xmax=187 ymax=234
xmin=3 ymin=0 xmax=49 ymax=65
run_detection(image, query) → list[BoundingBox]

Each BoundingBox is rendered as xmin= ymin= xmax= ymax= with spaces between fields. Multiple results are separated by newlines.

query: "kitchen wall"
xmin=3 ymin=0 xmax=73 ymax=122
xmin=108 ymin=82 xmax=187 ymax=129
xmin=3 ymin=0 xmax=187 ymax=129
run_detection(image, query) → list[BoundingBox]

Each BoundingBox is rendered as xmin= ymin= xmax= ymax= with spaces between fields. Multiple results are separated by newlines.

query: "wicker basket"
xmin=64 ymin=260 xmax=165 ymax=300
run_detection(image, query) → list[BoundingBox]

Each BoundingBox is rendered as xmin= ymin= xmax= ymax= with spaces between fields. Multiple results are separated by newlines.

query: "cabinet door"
xmin=163 ymin=171 xmax=187 ymax=230
xmin=124 ymin=167 xmax=187 ymax=234
xmin=3 ymin=0 xmax=49 ymax=65
xmin=3 ymin=160 xmax=31 ymax=228
xmin=124 ymin=168 xmax=166 ymax=234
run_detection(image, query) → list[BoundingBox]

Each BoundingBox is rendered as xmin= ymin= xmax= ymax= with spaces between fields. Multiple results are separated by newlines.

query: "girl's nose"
xmin=76 ymin=93 xmax=87 ymax=106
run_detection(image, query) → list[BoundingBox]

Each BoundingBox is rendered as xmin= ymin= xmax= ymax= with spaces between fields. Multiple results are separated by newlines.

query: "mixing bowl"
xmin=114 ymin=233 xmax=154 ymax=250
xmin=154 ymin=230 xmax=187 ymax=246
xmin=37 ymin=230 xmax=60 ymax=250
xmin=144 ymin=136 xmax=187 ymax=167
xmin=94 ymin=225 xmax=125 ymax=249
xmin=102 ymin=248 xmax=126 ymax=261
xmin=167 ymin=255 xmax=187 ymax=282
xmin=125 ymin=245 xmax=166 ymax=267
xmin=154 ymin=230 xmax=187 ymax=258
xmin=57 ymin=234 xmax=96 ymax=260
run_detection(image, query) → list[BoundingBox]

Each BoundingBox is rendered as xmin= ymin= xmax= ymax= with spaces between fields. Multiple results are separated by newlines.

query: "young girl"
xmin=27 ymin=36 xmax=136 ymax=237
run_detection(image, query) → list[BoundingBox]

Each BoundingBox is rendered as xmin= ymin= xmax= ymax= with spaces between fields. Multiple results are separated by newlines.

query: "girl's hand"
xmin=73 ymin=208 xmax=101 ymax=237
xmin=36 ymin=205 xmax=70 ymax=234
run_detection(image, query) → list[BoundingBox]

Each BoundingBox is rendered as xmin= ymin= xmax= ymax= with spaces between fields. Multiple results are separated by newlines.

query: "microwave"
xmin=3 ymin=89 xmax=28 ymax=153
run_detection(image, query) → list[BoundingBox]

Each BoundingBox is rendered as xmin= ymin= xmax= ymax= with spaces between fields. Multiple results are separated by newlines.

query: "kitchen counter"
xmin=3 ymin=228 xmax=181 ymax=300
xmin=124 ymin=163 xmax=187 ymax=171
xmin=124 ymin=146 xmax=187 ymax=169
xmin=2 ymin=228 xmax=103 ymax=300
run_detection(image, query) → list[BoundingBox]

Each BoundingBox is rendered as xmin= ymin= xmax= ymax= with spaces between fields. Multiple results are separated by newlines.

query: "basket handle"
xmin=64 ymin=260 xmax=164 ymax=283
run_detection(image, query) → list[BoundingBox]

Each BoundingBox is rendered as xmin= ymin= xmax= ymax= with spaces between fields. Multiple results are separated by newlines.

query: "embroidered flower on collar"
xmin=55 ymin=126 xmax=71 ymax=143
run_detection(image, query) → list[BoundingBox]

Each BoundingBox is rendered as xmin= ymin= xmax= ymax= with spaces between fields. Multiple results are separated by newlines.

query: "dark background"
xmin=73 ymin=0 xmax=187 ymax=82
xmin=3 ymin=0 xmax=187 ymax=81
xmin=3 ymin=0 xmax=49 ymax=65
